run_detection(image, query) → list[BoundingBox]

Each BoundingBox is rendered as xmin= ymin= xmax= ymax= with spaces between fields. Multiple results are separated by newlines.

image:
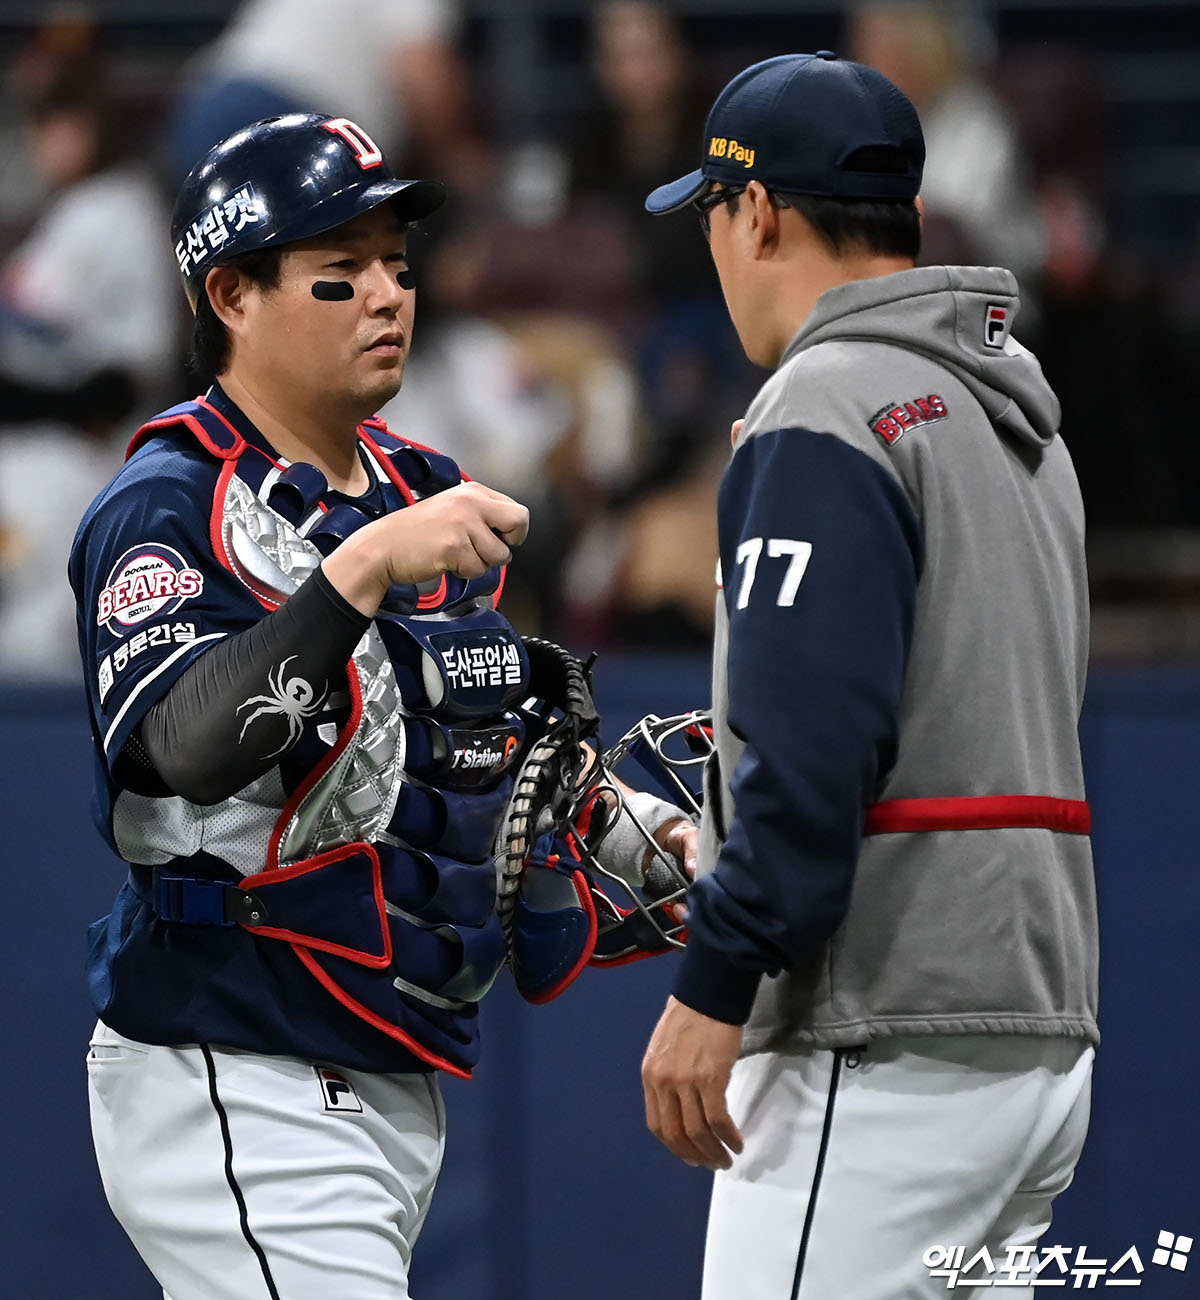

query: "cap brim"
xmin=379 ymin=178 xmax=447 ymax=221
xmin=645 ymin=169 xmax=707 ymax=215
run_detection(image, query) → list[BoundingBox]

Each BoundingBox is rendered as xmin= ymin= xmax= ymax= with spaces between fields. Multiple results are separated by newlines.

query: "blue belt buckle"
xmin=155 ymin=873 xmax=236 ymax=926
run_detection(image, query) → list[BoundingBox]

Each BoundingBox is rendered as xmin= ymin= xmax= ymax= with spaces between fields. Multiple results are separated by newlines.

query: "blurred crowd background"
xmin=0 ymin=0 xmax=1198 ymax=681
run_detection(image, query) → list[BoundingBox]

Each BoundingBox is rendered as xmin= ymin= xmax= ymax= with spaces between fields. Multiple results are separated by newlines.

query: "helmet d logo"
xmin=322 ymin=117 xmax=384 ymax=170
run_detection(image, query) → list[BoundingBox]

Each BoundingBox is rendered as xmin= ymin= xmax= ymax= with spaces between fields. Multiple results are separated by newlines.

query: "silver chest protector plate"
xmin=220 ymin=472 xmax=407 ymax=864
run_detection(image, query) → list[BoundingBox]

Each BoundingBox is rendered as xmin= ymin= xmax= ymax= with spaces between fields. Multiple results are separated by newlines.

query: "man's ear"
xmin=744 ymin=180 xmax=781 ymax=258
xmin=204 ymin=264 xmax=249 ymax=331
xmin=915 ymin=194 xmax=925 ymax=229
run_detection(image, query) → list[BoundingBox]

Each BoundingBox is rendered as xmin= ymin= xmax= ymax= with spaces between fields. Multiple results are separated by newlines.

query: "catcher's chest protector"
xmin=122 ymin=399 xmax=530 ymax=1076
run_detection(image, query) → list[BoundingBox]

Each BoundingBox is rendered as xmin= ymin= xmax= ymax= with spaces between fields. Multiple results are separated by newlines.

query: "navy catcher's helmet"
xmin=170 ymin=112 xmax=446 ymax=303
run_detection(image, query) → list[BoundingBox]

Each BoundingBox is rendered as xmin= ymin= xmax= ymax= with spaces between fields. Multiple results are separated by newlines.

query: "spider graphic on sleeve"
xmin=236 ymin=656 xmax=328 ymax=757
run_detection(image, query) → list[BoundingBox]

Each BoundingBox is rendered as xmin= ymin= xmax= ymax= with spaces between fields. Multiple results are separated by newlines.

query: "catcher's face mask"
xmin=494 ymin=637 xmax=712 ymax=1003
xmin=499 ymin=710 xmax=712 ymax=978
xmin=571 ymin=710 xmax=713 ymax=960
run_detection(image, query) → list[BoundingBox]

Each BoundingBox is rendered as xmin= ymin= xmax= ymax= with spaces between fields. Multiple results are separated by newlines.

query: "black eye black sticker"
xmin=312 ymin=271 xmax=414 ymax=298
xmin=312 ymin=281 xmax=354 ymax=301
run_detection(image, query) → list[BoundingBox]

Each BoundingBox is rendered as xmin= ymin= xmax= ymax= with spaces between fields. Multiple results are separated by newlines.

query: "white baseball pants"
xmin=87 ymin=1021 xmax=445 ymax=1300
xmin=702 ymin=1035 xmax=1094 ymax=1300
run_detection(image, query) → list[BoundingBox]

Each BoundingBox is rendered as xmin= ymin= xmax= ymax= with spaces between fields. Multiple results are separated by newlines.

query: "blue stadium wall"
xmin=2 ymin=657 xmax=1197 ymax=1298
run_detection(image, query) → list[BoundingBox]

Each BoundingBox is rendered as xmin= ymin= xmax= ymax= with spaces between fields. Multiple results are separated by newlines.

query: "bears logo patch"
xmin=869 ymin=394 xmax=949 ymax=446
xmin=97 ymin=544 xmax=204 ymax=635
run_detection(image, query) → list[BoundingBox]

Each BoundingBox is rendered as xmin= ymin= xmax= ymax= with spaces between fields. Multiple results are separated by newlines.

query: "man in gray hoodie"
xmin=640 ymin=53 xmax=1097 ymax=1298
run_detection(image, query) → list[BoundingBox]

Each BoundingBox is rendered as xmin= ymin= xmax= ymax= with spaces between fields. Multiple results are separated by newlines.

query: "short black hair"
xmin=189 ymin=247 xmax=283 ymax=381
xmin=727 ymin=146 xmax=922 ymax=260
xmin=776 ymin=192 xmax=921 ymax=260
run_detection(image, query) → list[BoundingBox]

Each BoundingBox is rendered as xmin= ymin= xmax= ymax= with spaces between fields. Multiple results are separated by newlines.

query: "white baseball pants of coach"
xmin=702 ymin=1035 xmax=1094 ymax=1300
xmin=87 ymin=1021 xmax=445 ymax=1300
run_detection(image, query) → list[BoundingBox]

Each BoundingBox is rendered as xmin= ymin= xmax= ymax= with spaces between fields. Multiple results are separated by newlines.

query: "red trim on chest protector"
xmin=242 ymin=842 xmax=392 ymax=967
xmin=362 ymin=420 xmax=473 ymax=477
xmin=359 ymin=422 xmax=508 ymax=612
xmin=265 ymin=660 xmax=366 ymax=870
xmin=127 ymin=398 xmax=286 ymax=467
xmin=358 ymin=423 xmax=447 ymax=609
xmin=127 ymin=410 xmax=240 ymax=461
xmin=291 ymin=945 xmax=472 ymax=1079
xmin=208 ymin=459 xmax=284 ymax=610
xmin=194 ymin=429 xmax=366 ymax=870
xmin=358 ymin=423 xmax=452 ymax=611
xmin=196 ymin=397 xmax=286 ymax=466
xmin=864 ymin=795 xmax=1091 ymax=836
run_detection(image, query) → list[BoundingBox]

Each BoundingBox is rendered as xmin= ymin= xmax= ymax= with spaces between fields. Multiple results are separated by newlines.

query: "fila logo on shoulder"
xmin=316 ymin=1067 xmax=363 ymax=1113
xmin=984 ymin=303 xmax=1011 ymax=350
xmin=322 ymin=117 xmax=384 ymax=170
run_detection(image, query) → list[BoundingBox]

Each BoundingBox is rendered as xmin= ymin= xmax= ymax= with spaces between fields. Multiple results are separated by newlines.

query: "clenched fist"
xmin=321 ymin=480 xmax=529 ymax=616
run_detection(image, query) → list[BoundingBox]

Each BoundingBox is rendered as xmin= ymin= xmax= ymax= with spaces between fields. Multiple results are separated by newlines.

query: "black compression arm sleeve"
xmin=136 ymin=568 xmax=370 ymax=805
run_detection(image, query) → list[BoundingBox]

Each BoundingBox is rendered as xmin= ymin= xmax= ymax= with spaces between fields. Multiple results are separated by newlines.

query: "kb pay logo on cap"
xmin=709 ymin=137 xmax=756 ymax=168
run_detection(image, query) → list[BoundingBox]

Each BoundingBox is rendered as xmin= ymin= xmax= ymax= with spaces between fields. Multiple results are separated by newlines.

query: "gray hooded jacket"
xmin=677 ymin=265 xmax=1098 ymax=1053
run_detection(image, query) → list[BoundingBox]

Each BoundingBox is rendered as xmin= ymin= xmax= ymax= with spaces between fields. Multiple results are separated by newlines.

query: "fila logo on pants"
xmin=316 ymin=1067 xmax=363 ymax=1113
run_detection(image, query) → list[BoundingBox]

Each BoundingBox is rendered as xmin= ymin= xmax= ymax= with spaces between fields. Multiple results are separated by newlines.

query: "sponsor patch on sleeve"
xmin=97 ymin=655 xmax=115 ymax=703
xmin=97 ymin=545 xmax=205 ymax=635
xmin=868 ymin=394 xmax=949 ymax=447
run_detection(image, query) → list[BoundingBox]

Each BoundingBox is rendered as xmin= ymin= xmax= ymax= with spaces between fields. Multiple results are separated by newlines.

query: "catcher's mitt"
xmin=497 ymin=689 xmax=712 ymax=1003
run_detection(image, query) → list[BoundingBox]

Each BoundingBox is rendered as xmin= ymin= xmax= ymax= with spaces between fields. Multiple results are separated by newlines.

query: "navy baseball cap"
xmin=645 ymin=51 xmax=924 ymax=214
